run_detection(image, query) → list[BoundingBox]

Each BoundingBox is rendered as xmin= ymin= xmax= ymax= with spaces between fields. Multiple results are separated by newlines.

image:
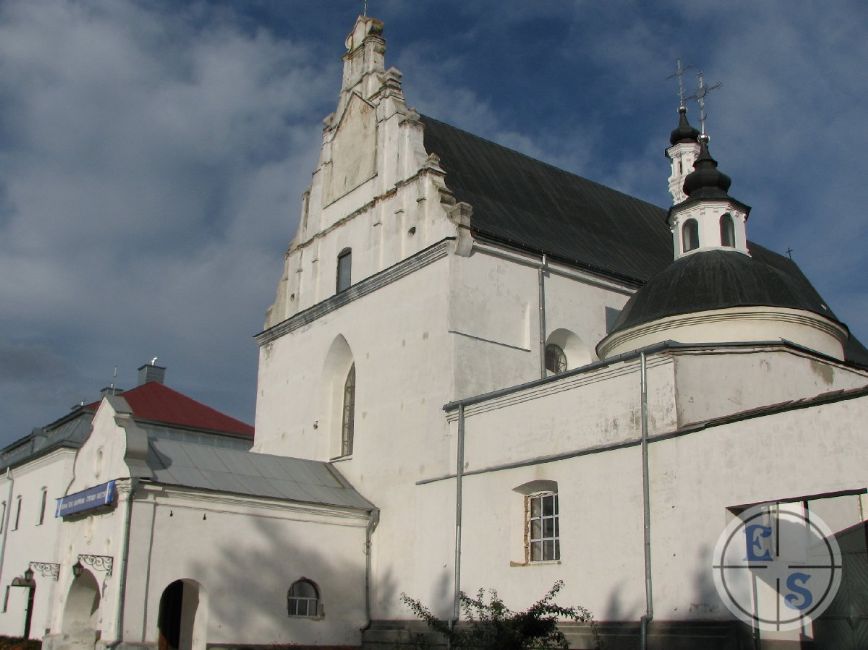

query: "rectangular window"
xmin=38 ymin=489 xmax=47 ymax=525
xmin=336 ymin=249 xmax=352 ymax=293
xmin=527 ymin=492 xmax=559 ymax=562
xmin=2 ymin=586 xmax=8 ymax=613
xmin=13 ymin=498 xmax=21 ymax=531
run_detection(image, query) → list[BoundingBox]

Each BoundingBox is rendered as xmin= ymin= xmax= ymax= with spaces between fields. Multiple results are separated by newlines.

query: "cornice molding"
xmin=256 ymin=239 xmax=452 ymax=346
xmin=598 ymin=307 xmax=847 ymax=359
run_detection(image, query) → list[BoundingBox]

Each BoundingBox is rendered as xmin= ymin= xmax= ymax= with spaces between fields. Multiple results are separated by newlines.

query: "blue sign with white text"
xmin=55 ymin=480 xmax=117 ymax=518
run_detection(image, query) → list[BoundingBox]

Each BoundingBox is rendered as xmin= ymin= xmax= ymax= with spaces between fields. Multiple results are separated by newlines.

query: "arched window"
xmin=545 ymin=328 xmax=592 ymax=374
xmin=341 ymin=364 xmax=356 ymax=456
xmin=545 ymin=344 xmax=567 ymax=375
xmin=682 ymin=219 xmax=699 ymax=252
xmin=720 ymin=213 xmax=735 ymax=247
xmin=336 ymin=248 xmax=352 ymax=292
xmin=287 ymin=579 xmax=320 ymax=617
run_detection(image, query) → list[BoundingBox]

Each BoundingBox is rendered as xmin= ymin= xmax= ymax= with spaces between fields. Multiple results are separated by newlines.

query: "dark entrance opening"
xmin=158 ymin=580 xmax=184 ymax=650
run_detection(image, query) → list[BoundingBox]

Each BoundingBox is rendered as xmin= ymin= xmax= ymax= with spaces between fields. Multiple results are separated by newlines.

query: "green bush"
xmin=0 ymin=637 xmax=41 ymax=650
xmin=401 ymin=580 xmax=598 ymax=650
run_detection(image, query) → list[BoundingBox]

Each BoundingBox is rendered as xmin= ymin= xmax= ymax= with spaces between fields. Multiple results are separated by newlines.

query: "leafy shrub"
xmin=401 ymin=580 xmax=598 ymax=650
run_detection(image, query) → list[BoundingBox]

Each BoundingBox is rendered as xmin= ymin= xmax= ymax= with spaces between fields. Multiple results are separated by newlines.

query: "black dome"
xmin=683 ymin=138 xmax=732 ymax=199
xmin=610 ymin=248 xmax=839 ymax=334
xmin=669 ymin=107 xmax=700 ymax=146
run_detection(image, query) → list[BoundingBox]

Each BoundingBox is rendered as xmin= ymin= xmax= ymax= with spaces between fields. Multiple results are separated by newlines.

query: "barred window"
xmin=527 ymin=492 xmax=559 ymax=562
xmin=545 ymin=344 xmax=567 ymax=375
xmin=287 ymin=579 xmax=320 ymax=617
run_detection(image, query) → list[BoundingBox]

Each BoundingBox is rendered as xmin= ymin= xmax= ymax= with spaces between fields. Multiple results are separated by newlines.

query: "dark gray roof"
xmin=147 ymin=438 xmax=373 ymax=511
xmin=420 ymin=115 xmax=673 ymax=282
xmin=420 ymin=115 xmax=868 ymax=366
xmin=0 ymin=410 xmax=93 ymax=470
xmin=610 ymin=246 xmax=841 ymax=333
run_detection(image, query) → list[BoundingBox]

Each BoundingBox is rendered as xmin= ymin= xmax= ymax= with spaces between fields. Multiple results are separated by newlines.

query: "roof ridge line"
xmin=418 ymin=113 xmax=665 ymax=210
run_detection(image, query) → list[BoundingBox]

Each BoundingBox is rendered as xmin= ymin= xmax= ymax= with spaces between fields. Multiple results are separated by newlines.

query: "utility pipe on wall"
xmin=113 ymin=478 xmax=137 ymax=647
xmin=639 ymin=352 xmax=654 ymax=649
xmin=538 ymin=254 xmax=548 ymax=379
xmin=364 ymin=507 xmax=380 ymax=626
xmin=452 ymin=404 xmax=466 ymax=626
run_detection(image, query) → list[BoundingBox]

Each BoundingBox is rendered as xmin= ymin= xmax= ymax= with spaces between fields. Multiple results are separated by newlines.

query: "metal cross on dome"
xmin=668 ymin=59 xmax=694 ymax=110
xmin=689 ymin=71 xmax=722 ymax=138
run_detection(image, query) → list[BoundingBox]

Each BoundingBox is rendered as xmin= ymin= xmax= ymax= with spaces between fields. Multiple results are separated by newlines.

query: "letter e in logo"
xmin=744 ymin=524 xmax=772 ymax=562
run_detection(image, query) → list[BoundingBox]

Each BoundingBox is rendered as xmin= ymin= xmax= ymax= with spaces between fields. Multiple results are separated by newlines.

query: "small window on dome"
xmin=720 ymin=213 xmax=735 ymax=247
xmin=682 ymin=219 xmax=699 ymax=252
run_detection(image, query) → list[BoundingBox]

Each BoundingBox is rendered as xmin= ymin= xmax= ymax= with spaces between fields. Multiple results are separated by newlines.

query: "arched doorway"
xmin=158 ymin=580 xmax=203 ymax=650
xmin=61 ymin=569 xmax=101 ymax=641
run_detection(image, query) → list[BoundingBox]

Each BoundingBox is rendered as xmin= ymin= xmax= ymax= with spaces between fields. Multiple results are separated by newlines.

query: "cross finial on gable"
xmin=688 ymin=71 xmax=722 ymax=138
xmin=362 ymin=0 xmax=367 ymax=16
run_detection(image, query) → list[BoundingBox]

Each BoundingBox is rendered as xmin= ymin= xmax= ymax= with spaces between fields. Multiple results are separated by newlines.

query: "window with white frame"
xmin=287 ymin=579 xmax=320 ymax=617
xmin=682 ymin=218 xmax=699 ymax=252
xmin=720 ymin=213 xmax=735 ymax=247
xmin=527 ymin=491 xmax=559 ymax=562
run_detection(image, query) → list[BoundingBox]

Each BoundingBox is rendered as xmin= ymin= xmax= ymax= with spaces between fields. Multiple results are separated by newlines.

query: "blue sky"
xmin=1 ymin=0 xmax=866 ymax=446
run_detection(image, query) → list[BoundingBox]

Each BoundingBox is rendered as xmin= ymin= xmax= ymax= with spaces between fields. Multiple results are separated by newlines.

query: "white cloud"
xmin=0 ymin=0 xmax=329 ymax=440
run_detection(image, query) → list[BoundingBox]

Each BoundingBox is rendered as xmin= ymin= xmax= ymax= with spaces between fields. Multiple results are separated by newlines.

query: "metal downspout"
xmin=113 ymin=478 xmax=137 ymax=647
xmin=538 ymin=254 xmax=548 ymax=379
xmin=639 ymin=352 xmax=654 ymax=648
xmin=0 ymin=469 xmax=14 ymax=588
xmin=363 ymin=507 xmax=380 ymax=629
xmin=451 ymin=404 xmax=466 ymax=634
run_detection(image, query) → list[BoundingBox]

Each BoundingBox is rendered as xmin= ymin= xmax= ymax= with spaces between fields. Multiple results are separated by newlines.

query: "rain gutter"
xmin=639 ymin=352 xmax=653 ymax=649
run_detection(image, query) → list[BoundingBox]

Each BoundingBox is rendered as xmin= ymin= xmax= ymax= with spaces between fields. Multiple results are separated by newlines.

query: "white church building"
xmin=1 ymin=14 xmax=866 ymax=650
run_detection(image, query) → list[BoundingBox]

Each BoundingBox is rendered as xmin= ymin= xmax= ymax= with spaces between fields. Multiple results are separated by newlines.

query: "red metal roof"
xmin=86 ymin=382 xmax=253 ymax=437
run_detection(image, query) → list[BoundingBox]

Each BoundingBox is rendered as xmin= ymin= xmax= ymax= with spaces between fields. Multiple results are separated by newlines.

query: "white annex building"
xmin=1 ymin=14 xmax=866 ymax=650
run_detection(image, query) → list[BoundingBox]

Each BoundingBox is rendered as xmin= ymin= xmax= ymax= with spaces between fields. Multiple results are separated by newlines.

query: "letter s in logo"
xmin=784 ymin=572 xmax=813 ymax=611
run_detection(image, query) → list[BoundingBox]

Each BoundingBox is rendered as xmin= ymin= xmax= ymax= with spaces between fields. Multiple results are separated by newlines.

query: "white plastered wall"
xmin=421 ymin=348 xmax=868 ymax=626
xmin=255 ymin=240 xmax=640 ymax=620
xmin=122 ymin=489 xmax=369 ymax=648
xmin=0 ymin=448 xmax=77 ymax=639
